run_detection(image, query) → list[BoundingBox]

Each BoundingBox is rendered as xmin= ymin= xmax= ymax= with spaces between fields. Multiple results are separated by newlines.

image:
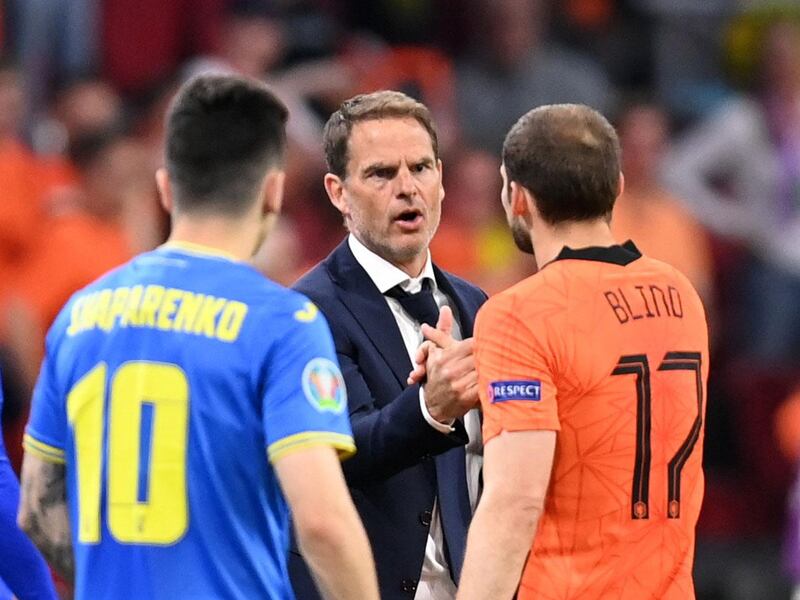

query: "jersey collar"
xmin=159 ymin=241 xmax=242 ymax=263
xmin=552 ymin=240 xmax=642 ymax=266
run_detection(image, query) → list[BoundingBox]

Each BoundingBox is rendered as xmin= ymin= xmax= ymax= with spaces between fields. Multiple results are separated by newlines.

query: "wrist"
xmin=419 ymin=388 xmax=455 ymax=433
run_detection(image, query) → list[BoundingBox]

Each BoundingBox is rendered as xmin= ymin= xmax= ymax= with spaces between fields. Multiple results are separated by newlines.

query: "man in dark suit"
xmin=290 ymin=91 xmax=487 ymax=600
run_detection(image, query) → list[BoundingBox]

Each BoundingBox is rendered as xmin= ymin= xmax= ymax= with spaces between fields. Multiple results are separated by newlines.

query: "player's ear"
xmin=510 ymin=181 xmax=531 ymax=217
xmin=261 ymin=169 xmax=285 ymax=216
xmin=324 ymin=173 xmax=350 ymax=217
xmin=617 ymin=171 xmax=625 ymax=198
xmin=155 ymin=168 xmax=173 ymax=215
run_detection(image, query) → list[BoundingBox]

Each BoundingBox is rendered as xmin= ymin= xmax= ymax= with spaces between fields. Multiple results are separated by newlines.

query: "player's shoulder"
xmin=635 ymin=254 xmax=703 ymax=296
xmin=258 ymin=284 xmax=319 ymax=320
xmin=43 ymin=256 xmax=136 ymax=349
xmin=502 ymin=267 xmax=567 ymax=306
xmin=238 ymin=278 xmax=326 ymax=340
xmin=160 ymin=248 xmax=310 ymax=312
xmin=80 ymin=254 xmax=138 ymax=293
xmin=640 ymin=254 xmax=706 ymax=311
xmin=478 ymin=271 xmax=557 ymax=326
xmin=51 ymin=257 xmax=135 ymax=322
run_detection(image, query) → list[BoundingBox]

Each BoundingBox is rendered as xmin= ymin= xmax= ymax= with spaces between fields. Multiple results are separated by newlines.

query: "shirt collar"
xmin=551 ymin=240 xmax=642 ymax=267
xmin=159 ymin=240 xmax=242 ymax=263
xmin=348 ymin=233 xmax=436 ymax=294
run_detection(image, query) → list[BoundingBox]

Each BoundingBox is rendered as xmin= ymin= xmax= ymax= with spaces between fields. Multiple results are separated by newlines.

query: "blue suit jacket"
xmin=289 ymin=240 xmax=487 ymax=600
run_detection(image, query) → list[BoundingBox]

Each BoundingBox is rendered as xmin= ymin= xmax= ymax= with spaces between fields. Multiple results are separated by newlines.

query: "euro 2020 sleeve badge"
xmin=302 ymin=358 xmax=347 ymax=414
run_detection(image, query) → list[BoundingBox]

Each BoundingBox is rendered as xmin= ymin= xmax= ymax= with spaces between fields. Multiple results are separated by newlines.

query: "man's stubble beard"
xmin=349 ymin=209 xmax=440 ymax=269
xmin=510 ymin=218 xmax=534 ymax=256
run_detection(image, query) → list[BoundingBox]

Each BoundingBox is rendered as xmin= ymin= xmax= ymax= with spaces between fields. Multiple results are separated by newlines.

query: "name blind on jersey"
xmin=603 ymin=283 xmax=683 ymax=325
xmin=66 ymin=285 xmax=248 ymax=342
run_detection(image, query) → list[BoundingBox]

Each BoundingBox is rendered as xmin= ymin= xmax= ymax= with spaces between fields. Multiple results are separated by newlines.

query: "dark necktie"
xmin=385 ymin=278 xmax=440 ymax=327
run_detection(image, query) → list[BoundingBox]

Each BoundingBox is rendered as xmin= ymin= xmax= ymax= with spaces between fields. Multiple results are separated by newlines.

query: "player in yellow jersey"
xmin=457 ymin=104 xmax=709 ymax=600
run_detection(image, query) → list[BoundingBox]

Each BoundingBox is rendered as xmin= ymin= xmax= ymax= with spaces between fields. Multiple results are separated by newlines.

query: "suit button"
xmin=419 ymin=509 xmax=432 ymax=527
xmin=421 ymin=453 xmax=432 ymax=462
xmin=401 ymin=579 xmax=418 ymax=593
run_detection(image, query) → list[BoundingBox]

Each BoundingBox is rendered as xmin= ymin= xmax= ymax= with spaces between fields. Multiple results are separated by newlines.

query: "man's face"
xmin=337 ymin=117 xmax=444 ymax=272
xmin=500 ymin=164 xmax=534 ymax=255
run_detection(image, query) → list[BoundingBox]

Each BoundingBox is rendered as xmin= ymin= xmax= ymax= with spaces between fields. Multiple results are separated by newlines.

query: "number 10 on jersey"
xmin=67 ymin=361 xmax=189 ymax=544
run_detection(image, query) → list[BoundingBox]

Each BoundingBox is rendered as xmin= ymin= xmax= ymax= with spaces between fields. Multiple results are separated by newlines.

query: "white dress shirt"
xmin=348 ymin=235 xmax=482 ymax=600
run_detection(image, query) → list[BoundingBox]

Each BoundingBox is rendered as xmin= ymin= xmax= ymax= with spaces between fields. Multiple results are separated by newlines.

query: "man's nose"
xmin=394 ymin=165 xmax=416 ymax=198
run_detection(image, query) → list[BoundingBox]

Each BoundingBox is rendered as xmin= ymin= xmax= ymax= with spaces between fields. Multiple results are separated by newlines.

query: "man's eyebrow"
xmin=362 ymin=161 xmax=398 ymax=175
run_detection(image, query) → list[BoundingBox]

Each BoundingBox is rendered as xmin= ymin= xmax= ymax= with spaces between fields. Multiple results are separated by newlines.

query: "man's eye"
xmin=371 ymin=168 xmax=393 ymax=179
xmin=412 ymin=163 xmax=429 ymax=173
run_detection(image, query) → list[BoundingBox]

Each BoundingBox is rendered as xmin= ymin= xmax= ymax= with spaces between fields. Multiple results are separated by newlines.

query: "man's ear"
xmin=510 ymin=181 xmax=531 ymax=217
xmin=617 ymin=171 xmax=625 ymax=198
xmin=156 ymin=168 xmax=173 ymax=215
xmin=511 ymin=181 xmax=541 ymax=229
xmin=261 ymin=169 xmax=285 ymax=216
xmin=324 ymin=173 xmax=349 ymax=218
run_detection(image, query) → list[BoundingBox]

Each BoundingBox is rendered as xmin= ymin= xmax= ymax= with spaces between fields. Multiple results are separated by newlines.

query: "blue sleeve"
xmin=24 ymin=328 xmax=67 ymax=464
xmin=261 ymin=300 xmax=355 ymax=463
xmin=0 ymin=460 xmax=58 ymax=600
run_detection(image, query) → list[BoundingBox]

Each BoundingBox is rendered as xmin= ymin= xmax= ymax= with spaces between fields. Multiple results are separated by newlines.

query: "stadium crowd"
xmin=1 ymin=0 xmax=800 ymax=598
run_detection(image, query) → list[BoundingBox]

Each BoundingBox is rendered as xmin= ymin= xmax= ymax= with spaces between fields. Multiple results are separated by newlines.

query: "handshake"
xmin=406 ymin=306 xmax=479 ymax=423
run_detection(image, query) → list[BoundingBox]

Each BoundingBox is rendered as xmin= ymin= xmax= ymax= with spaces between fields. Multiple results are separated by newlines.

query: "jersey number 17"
xmin=612 ymin=352 xmax=703 ymax=520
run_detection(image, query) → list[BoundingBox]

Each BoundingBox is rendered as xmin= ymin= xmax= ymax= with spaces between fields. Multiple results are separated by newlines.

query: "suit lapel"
xmin=434 ymin=265 xmax=477 ymax=338
xmin=327 ymin=241 xmax=412 ymax=387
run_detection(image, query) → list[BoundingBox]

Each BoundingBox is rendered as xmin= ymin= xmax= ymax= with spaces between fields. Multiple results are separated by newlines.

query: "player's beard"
xmin=509 ymin=217 xmax=534 ymax=255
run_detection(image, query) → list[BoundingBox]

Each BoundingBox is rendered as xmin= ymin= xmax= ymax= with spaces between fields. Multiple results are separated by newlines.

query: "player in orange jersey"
xmin=456 ymin=104 xmax=709 ymax=600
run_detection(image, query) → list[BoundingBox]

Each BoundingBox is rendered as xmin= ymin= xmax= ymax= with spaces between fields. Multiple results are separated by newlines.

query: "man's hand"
xmin=422 ymin=338 xmax=479 ymax=422
xmin=406 ymin=306 xmax=479 ymax=422
xmin=407 ymin=306 xmax=455 ymax=385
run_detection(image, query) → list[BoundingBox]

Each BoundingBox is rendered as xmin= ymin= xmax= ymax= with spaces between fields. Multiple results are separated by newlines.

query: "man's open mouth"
xmin=395 ymin=208 xmax=423 ymax=224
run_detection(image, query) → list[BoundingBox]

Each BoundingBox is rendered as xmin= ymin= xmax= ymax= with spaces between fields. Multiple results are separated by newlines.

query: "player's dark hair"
xmin=323 ymin=90 xmax=439 ymax=178
xmin=503 ymin=104 xmax=621 ymax=225
xmin=165 ymin=74 xmax=288 ymax=215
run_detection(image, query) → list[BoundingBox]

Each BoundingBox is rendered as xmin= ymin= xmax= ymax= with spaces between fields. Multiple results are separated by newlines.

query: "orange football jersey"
xmin=475 ymin=241 xmax=709 ymax=600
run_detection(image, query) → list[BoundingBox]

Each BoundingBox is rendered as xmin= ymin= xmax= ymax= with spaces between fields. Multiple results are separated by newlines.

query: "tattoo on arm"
xmin=19 ymin=457 xmax=74 ymax=583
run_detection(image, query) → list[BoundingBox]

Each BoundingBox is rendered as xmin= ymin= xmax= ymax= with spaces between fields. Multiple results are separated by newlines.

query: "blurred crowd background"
xmin=1 ymin=0 xmax=800 ymax=597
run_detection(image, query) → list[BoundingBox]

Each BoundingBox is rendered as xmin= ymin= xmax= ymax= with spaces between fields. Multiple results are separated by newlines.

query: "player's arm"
xmin=275 ymin=445 xmax=379 ymax=600
xmin=457 ymin=429 xmax=555 ymax=600
xmin=458 ymin=294 xmax=560 ymax=598
xmin=17 ymin=452 xmax=74 ymax=583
